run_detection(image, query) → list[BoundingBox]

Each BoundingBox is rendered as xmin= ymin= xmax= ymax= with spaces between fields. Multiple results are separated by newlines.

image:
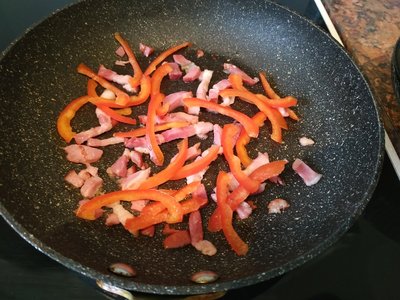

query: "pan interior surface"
xmin=0 ymin=0 xmax=383 ymax=295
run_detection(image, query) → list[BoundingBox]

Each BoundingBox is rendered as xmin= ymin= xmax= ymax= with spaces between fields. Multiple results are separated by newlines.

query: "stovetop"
xmin=1 ymin=1 xmax=400 ymax=299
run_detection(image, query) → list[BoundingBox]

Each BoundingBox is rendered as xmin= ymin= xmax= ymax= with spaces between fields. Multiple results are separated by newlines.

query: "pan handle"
xmin=96 ymin=280 xmax=135 ymax=300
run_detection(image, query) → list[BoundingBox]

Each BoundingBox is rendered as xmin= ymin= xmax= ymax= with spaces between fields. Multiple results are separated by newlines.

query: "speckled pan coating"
xmin=0 ymin=0 xmax=384 ymax=296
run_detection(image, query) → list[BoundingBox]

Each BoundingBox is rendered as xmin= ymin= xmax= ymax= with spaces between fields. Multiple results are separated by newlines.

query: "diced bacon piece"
xmin=236 ymin=201 xmax=253 ymax=219
xmin=87 ymin=136 xmax=125 ymax=147
xmin=292 ymin=158 xmax=322 ymax=186
xmin=168 ymin=62 xmax=183 ymax=80
xmin=78 ymin=169 xmax=92 ymax=181
xmin=138 ymin=111 xmax=198 ymax=125
xmin=108 ymin=202 xmax=134 ymax=226
xmin=74 ymin=108 xmax=113 ymax=144
xmin=78 ymin=165 xmax=98 ymax=179
xmin=189 ymin=211 xmax=203 ymax=245
xmin=196 ymin=49 xmax=204 ymax=58
xmin=221 ymin=96 xmax=235 ymax=107
xmin=115 ymin=46 xmax=126 ymax=57
xmin=193 ymin=240 xmax=217 ymax=256
xmin=119 ymin=168 xmax=151 ymax=190
xmin=223 ymin=63 xmax=259 ymax=85
xmin=129 ymin=150 xmax=145 ymax=169
xmin=171 ymin=142 xmax=201 ymax=162
xmin=193 ymin=184 xmax=208 ymax=202
xmin=160 ymin=122 xmax=213 ymax=142
xmin=267 ymin=198 xmax=290 ymax=214
xmin=80 ymin=175 xmax=103 ymax=198
xmin=244 ymin=152 xmax=270 ymax=176
xmin=163 ymin=230 xmax=191 ymax=249
xmin=277 ymin=107 xmax=289 ymax=117
xmin=208 ymin=79 xmax=232 ymax=102
xmin=254 ymin=183 xmax=266 ymax=194
xmin=196 ymin=70 xmax=214 ymax=100
xmin=130 ymin=200 xmax=149 ymax=212
xmin=126 ymin=166 xmax=136 ymax=176
xmin=139 ymin=42 xmax=154 ymax=57
xmin=107 ymin=149 xmax=130 ymax=178
xmin=183 ymin=65 xmax=201 ymax=83
xmin=115 ymin=60 xmax=130 ymax=66
xmin=269 ymin=176 xmax=285 ymax=185
xmin=213 ymin=124 xmax=223 ymax=154
xmin=100 ymin=89 xmax=116 ymax=100
xmin=163 ymin=91 xmax=192 ymax=112
xmin=141 ymin=225 xmax=155 ymax=237
xmin=105 ymin=213 xmax=120 ymax=226
xmin=173 ymin=54 xmax=192 ymax=69
xmin=64 ymin=145 xmax=103 ymax=164
xmin=64 ymin=170 xmax=84 ymax=188
xmin=299 ymin=137 xmax=315 ymax=146
xmin=98 ymin=65 xmax=131 ymax=86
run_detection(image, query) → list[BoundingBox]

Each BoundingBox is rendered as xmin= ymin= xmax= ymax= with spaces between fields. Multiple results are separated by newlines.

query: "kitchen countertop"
xmin=323 ymin=0 xmax=400 ymax=157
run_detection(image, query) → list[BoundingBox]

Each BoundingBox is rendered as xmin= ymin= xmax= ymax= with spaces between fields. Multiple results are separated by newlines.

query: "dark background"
xmin=1 ymin=1 xmax=400 ymax=299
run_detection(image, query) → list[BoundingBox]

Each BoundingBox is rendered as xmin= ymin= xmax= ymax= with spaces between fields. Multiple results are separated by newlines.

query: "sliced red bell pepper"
xmin=216 ymin=171 xmax=248 ymax=256
xmin=183 ymin=98 xmax=259 ymax=138
xmin=76 ymin=189 xmax=183 ymax=223
xmin=207 ymin=207 xmax=222 ymax=232
xmin=228 ymin=73 xmax=248 ymax=92
xmin=114 ymin=33 xmax=143 ymax=88
xmin=138 ymin=138 xmax=188 ymax=189
xmin=120 ymin=75 xmax=151 ymax=107
xmin=144 ymin=41 xmax=191 ymax=76
xmin=287 ymin=108 xmax=300 ymax=121
xmin=146 ymin=93 xmax=166 ymax=166
xmin=150 ymin=63 xmax=174 ymax=97
xmin=87 ymin=79 xmax=98 ymax=97
xmin=163 ymin=230 xmax=191 ymax=249
xmin=219 ymin=89 xmax=283 ymax=143
xmin=259 ymin=71 xmax=280 ymax=99
xmin=57 ymin=95 xmax=91 ymax=143
xmin=256 ymin=93 xmax=298 ymax=109
xmin=222 ymin=124 xmax=259 ymax=193
xmin=170 ymin=145 xmax=220 ymax=180
xmin=236 ymin=112 xmax=267 ymax=167
xmin=113 ymin=121 xmax=189 ymax=138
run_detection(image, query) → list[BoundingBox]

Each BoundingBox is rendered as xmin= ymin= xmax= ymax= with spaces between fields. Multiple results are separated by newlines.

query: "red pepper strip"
xmin=156 ymin=102 xmax=170 ymax=117
xmin=222 ymin=124 xmax=259 ymax=193
xmin=259 ymin=71 xmax=280 ymax=99
xmin=236 ymin=112 xmax=267 ymax=167
xmin=219 ymin=89 xmax=283 ymax=143
xmin=163 ymin=230 xmax=191 ymax=249
xmin=88 ymin=97 xmax=125 ymax=108
xmin=77 ymin=63 xmax=130 ymax=105
xmin=76 ymin=189 xmax=183 ymax=223
xmin=228 ymin=160 xmax=287 ymax=210
xmin=209 ymin=160 xmax=287 ymax=233
xmin=125 ymin=196 xmax=207 ymax=233
xmin=146 ymin=93 xmax=166 ymax=166
xmin=92 ymin=104 xmax=136 ymax=125
xmin=183 ymin=98 xmax=259 ymax=138
xmin=144 ymin=41 xmax=191 ymax=76
xmin=287 ymin=108 xmax=300 ymax=121
xmin=170 ymin=145 xmax=220 ymax=180
xmin=256 ymin=93 xmax=297 ymax=108
xmin=228 ymin=73 xmax=248 ymax=92
xmin=57 ymin=95 xmax=91 ymax=143
xmin=113 ymin=121 xmax=189 ymax=138
xmin=138 ymin=138 xmax=189 ymax=189
xmin=114 ymin=107 xmax=133 ymax=116
xmin=87 ymin=79 xmax=98 ymax=97
xmin=114 ymin=33 xmax=143 ymax=89
xmin=141 ymin=181 xmax=201 ymax=216
xmin=150 ymin=63 xmax=174 ymax=97
xmin=216 ymin=171 xmax=248 ymax=256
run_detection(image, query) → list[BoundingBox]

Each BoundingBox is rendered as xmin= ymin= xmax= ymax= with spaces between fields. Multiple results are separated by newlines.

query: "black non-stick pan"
xmin=0 ymin=0 xmax=384 ymax=296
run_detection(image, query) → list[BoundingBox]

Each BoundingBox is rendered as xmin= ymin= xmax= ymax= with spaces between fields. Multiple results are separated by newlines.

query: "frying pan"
xmin=0 ymin=0 xmax=384 ymax=296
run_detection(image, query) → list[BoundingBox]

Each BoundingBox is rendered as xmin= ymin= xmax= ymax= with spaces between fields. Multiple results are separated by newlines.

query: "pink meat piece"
xmin=105 ymin=213 xmax=120 ymax=226
xmin=183 ymin=65 xmax=201 ymax=83
xmin=115 ymin=60 xmax=130 ymax=66
xmin=223 ymin=63 xmax=259 ymax=85
xmin=269 ymin=176 xmax=285 ymax=185
xmin=119 ymin=168 xmax=151 ymax=190
xmin=193 ymin=240 xmax=217 ymax=256
xmin=196 ymin=70 xmax=214 ymax=100
xmin=277 ymin=107 xmax=289 ymax=117
xmin=100 ymin=89 xmax=116 ymax=100
xmin=64 ymin=145 xmax=103 ymax=164
xmin=168 ymin=62 xmax=183 ymax=80
xmin=78 ymin=165 xmax=98 ymax=181
xmin=74 ymin=108 xmax=113 ymax=144
xmin=220 ymin=95 xmax=235 ymax=107
xmin=208 ymin=79 xmax=232 ymax=102
xmin=163 ymin=91 xmax=193 ymax=112
xmin=80 ymin=175 xmax=103 ymax=198
xmin=192 ymin=183 xmax=208 ymax=201
xmin=138 ymin=111 xmax=198 ymax=125
xmin=139 ymin=42 xmax=154 ymax=57
xmin=268 ymin=198 xmax=290 ymax=214
xmin=236 ymin=201 xmax=253 ymax=219
xmin=173 ymin=54 xmax=192 ymax=68
xmin=292 ymin=158 xmax=322 ymax=186
xmin=87 ymin=136 xmax=125 ymax=147
xmin=213 ymin=124 xmax=223 ymax=154
xmin=107 ymin=149 xmax=130 ymax=178
xmin=189 ymin=210 xmax=203 ymax=245
xmin=115 ymin=46 xmax=126 ymax=57
xmin=196 ymin=49 xmax=204 ymax=58
xmin=64 ymin=170 xmax=85 ymax=188
xmin=171 ymin=142 xmax=201 ymax=162
xmin=244 ymin=152 xmax=270 ymax=176
xmin=98 ymin=65 xmax=132 ymax=86
xmin=130 ymin=200 xmax=149 ymax=212
xmin=299 ymin=137 xmax=315 ymax=146
xmin=108 ymin=202 xmax=134 ymax=226
xmin=129 ymin=150 xmax=145 ymax=169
